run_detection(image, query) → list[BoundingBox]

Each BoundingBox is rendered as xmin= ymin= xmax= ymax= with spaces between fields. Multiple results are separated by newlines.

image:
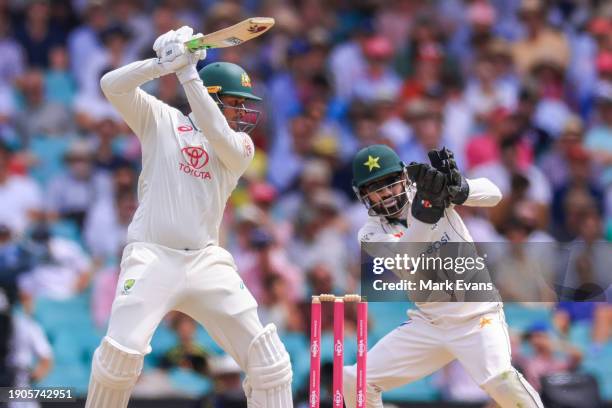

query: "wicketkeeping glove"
xmin=406 ymin=162 xmax=448 ymax=224
xmin=153 ymin=26 xmax=206 ymax=83
xmin=428 ymin=147 xmax=470 ymax=205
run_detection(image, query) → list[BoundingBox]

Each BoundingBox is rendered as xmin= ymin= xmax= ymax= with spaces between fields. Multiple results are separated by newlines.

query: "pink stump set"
xmin=309 ymin=294 xmax=368 ymax=408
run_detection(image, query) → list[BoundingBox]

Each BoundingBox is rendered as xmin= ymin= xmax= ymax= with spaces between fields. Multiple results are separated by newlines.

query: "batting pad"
xmin=85 ymin=336 xmax=144 ymax=408
xmin=244 ymin=324 xmax=293 ymax=408
xmin=481 ymin=369 xmax=544 ymax=408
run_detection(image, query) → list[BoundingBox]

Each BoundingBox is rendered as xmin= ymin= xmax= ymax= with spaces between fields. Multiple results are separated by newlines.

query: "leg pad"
xmin=481 ymin=369 xmax=544 ymax=408
xmin=243 ymin=324 xmax=293 ymax=408
xmin=85 ymin=337 xmax=144 ymax=408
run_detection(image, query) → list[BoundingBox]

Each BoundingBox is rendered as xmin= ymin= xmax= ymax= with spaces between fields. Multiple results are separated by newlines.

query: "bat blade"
xmin=185 ymin=17 xmax=275 ymax=51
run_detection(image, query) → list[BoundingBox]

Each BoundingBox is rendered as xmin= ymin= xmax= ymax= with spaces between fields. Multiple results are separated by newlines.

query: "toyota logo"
xmin=182 ymin=146 xmax=209 ymax=169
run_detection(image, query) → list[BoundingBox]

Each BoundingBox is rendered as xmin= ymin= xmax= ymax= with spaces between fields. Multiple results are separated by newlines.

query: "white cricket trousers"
xmin=106 ymin=241 xmax=263 ymax=369
xmin=344 ymin=307 xmax=516 ymax=405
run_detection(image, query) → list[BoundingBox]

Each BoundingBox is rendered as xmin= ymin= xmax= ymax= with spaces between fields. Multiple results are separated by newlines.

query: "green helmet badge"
xmin=363 ymin=155 xmax=381 ymax=172
xmin=198 ymin=62 xmax=261 ymax=101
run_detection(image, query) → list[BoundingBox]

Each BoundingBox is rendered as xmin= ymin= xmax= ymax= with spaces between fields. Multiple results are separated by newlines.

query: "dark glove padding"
xmin=411 ymin=192 xmax=445 ymax=224
xmin=447 ymin=176 xmax=469 ymax=205
xmin=406 ymin=163 xmax=448 ymax=205
xmin=427 ymin=148 xmax=470 ymax=205
xmin=406 ymin=162 xmax=448 ymax=224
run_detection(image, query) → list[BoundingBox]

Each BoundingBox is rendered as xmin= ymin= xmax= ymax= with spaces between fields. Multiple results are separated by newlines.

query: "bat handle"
xmin=185 ymin=36 xmax=207 ymax=52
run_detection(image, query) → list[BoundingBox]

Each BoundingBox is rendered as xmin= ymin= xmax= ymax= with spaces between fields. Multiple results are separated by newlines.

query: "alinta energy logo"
xmin=179 ymin=146 xmax=212 ymax=180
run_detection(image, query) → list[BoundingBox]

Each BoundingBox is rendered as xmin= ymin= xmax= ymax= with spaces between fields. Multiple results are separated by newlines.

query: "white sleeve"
xmin=22 ymin=178 xmax=43 ymax=212
xmin=359 ymin=226 xmax=401 ymax=275
xmin=99 ymin=58 xmax=168 ymax=142
xmin=28 ymin=320 xmax=53 ymax=360
xmin=182 ymin=77 xmax=254 ymax=174
xmin=462 ymin=178 xmax=502 ymax=207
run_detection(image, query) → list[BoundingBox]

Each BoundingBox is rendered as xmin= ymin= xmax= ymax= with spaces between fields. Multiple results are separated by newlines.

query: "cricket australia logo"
xmin=179 ymin=146 xmax=212 ymax=180
xmin=122 ymin=279 xmax=135 ymax=295
xmin=241 ymin=72 xmax=252 ymax=88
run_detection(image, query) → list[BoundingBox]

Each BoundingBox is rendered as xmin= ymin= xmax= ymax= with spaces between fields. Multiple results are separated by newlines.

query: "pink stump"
xmin=309 ymin=298 xmax=322 ymax=408
xmin=356 ymin=301 xmax=368 ymax=407
xmin=332 ymin=299 xmax=344 ymax=407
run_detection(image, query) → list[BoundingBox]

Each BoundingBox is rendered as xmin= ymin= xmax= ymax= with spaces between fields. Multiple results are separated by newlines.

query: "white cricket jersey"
xmin=100 ymin=59 xmax=254 ymax=250
xmin=358 ymin=178 xmax=504 ymax=322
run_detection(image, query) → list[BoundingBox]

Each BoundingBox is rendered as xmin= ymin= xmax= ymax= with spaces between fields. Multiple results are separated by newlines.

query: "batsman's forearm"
xmin=462 ymin=178 xmax=502 ymax=207
xmin=182 ymin=75 xmax=254 ymax=173
xmin=100 ymin=58 xmax=165 ymax=95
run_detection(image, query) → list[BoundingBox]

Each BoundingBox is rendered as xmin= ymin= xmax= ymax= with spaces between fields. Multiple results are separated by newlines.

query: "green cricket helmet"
xmin=352 ymin=144 xmax=409 ymax=217
xmin=198 ymin=62 xmax=261 ymax=133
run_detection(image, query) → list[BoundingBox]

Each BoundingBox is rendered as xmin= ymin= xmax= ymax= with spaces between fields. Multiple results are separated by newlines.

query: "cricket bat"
xmin=185 ymin=17 xmax=275 ymax=51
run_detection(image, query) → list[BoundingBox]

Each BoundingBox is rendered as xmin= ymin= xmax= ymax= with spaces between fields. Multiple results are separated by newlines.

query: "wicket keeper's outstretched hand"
xmin=427 ymin=147 xmax=470 ymax=205
xmin=406 ymin=162 xmax=448 ymax=224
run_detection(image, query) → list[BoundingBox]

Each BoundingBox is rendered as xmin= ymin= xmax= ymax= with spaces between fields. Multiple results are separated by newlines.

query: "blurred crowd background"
xmin=0 ymin=0 xmax=611 ymax=406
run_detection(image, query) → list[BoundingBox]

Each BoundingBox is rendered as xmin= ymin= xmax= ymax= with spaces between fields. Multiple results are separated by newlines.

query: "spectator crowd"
xmin=0 ymin=0 xmax=611 ymax=404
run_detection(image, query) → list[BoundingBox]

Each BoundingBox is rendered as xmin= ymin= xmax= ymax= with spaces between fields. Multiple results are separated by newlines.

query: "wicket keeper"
xmin=85 ymin=26 xmax=293 ymax=407
xmin=344 ymin=144 xmax=544 ymax=407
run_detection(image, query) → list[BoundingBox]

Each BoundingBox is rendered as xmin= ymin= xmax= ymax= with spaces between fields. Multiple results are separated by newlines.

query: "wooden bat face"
xmin=185 ymin=17 xmax=275 ymax=51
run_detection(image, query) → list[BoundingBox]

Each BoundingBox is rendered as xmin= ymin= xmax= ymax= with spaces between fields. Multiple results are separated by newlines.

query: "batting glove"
xmin=153 ymin=26 xmax=206 ymax=83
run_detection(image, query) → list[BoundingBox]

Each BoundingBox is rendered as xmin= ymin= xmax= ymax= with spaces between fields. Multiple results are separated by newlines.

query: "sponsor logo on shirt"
xmin=422 ymin=232 xmax=451 ymax=254
xmin=177 ymin=124 xmax=193 ymax=132
xmin=182 ymin=146 xmax=209 ymax=169
xmin=242 ymin=134 xmax=253 ymax=157
xmin=179 ymin=146 xmax=212 ymax=180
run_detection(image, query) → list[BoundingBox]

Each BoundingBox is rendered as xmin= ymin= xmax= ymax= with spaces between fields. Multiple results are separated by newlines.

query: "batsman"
xmin=85 ymin=26 xmax=293 ymax=407
xmin=344 ymin=144 xmax=544 ymax=407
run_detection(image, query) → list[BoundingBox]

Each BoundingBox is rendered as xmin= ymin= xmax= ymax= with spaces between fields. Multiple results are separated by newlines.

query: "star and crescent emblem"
xmin=364 ymin=155 xmax=380 ymax=172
